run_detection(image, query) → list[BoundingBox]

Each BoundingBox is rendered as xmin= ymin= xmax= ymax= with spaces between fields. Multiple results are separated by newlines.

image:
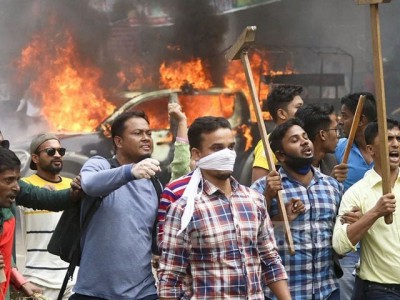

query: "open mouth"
xmin=8 ymin=195 xmax=16 ymax=203
xmin=141 ymin=145 xmax=151 ymax=151
xmin=302 ymin=147 xmax=312 ymax=156
xmin=389 ymin=151 xmax=399 ymax=163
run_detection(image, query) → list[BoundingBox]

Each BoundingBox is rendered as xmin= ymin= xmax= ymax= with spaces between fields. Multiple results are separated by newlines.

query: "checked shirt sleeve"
xmin=158 ymin=201 xmax=191 ymax=298
xmin=257 ymin=198 xmax=287 ymax=286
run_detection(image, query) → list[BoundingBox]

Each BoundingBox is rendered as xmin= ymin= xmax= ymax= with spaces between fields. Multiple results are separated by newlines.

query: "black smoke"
xmin=164 ymin=0 xmax=228 ymax=86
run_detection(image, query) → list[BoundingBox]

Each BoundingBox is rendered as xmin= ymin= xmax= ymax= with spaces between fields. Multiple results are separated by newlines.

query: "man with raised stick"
xmin=333 ymin=119 xmax=400 ymax=299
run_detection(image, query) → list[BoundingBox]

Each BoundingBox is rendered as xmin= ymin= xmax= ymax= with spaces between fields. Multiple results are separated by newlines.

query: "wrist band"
xmin=176 ymin=137 xmax=189 ymax=144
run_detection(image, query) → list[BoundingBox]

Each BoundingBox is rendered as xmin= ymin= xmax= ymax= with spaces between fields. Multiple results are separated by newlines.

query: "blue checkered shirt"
xmin=251 ymin=167 xmax=343 ymax=300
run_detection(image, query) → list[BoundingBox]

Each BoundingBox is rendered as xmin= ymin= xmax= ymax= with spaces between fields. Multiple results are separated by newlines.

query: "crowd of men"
xmin=0 ymin=84 xmax=399 ymax=300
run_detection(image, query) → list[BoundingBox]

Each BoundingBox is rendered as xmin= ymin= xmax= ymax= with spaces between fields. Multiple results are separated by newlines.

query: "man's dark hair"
xmin=188 ymin=116 xmax=231 ymax=150
xmin=0 ymin=147 xmax=21 ymax=174
xmin=269 ymin=118 xmax=304 ymax=153
xmin=340 ymin=92 xmax=377 ymax=122
xmin=295 ymin=103 xmax=335 ymax=142
xmin=262 ymin=84 xmax=303 ymax=121
xmin=111 ymin=111 xmax=149 ymax=144
xmin=365 ymin=119 xmax=399 ymax=145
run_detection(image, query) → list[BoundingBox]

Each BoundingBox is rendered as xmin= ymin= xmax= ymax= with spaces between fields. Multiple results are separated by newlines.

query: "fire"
xmin=159 ymin=58 xmax=213 ymax=89
xmin=238 ymin=124 xmax=253 ymax=151
xmin=224 ymin=51 xmax=272 ymax=121
xmin=16 ymin=29 xmax=115 ymax=132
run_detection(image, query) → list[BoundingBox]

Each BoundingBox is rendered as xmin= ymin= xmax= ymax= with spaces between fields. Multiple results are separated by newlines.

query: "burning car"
xmin=14 ymin=87 xmax=255 ymax=185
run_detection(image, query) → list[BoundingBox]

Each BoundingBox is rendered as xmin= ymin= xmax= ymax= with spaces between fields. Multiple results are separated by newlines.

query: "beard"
xmin=42 ymin=163 xmax=63 ymax=175
xmin=283 ymin=152 xmax=314 ymax=175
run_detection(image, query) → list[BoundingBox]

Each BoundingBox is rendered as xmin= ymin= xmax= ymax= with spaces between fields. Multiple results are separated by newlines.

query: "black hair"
xmin=0 ymin=147 xmax=21 ymax=174
xmin=269 ymin=118 xmax=305 ymax=153
xmin=188 ymin=116 xmax=231 ymax=150
xmin=295 ymin=103 xmax=335 ymax=141
xmin=111 ymin=111 xmax=149 ymax=146
xmin=364 ymin=119 xmax=399 ymax=145
xmin=262 ymin=84 xmax=303 ymax=121
xmin=340 ymin=92 xmax=377 ymax=122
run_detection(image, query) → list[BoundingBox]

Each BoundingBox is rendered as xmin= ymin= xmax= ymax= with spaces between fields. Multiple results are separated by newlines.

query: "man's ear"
xmin=366 ymin=144 xmax=374 ymax=156
xmin=277 ymin=108 xmax=288 ymax=121
xmin=31 ymin=154 xmax=40 ymax=165
xmin=274 ymin=150 xmax=285 ymax=163
xmin=191 ymin=148 xmax=201 ymax=161
xmin=359 ymin=114 xmax=368 ymax=127
xmin=113 ymin=136 xmax=123 ymax=149
xmin=319 ymin=130 xmax=327 ymax=142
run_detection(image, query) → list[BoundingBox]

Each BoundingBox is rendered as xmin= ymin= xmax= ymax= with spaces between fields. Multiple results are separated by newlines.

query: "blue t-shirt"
xmin=75 ymin=156 xmax=158 ymax=299
xmin=335 ymin=138 xmax=374 ymax=191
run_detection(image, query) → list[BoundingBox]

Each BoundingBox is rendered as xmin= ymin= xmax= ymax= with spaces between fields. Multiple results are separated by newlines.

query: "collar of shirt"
xmin=279 ymin=165 xmax=324 ymax=187
xmin=202 ymin=176 xmax=239 ymax=197
xmin=365 ymin=167 xmax=400 ymax=188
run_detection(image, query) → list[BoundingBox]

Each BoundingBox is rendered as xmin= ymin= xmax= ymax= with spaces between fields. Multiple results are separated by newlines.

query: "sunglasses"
xmin=37 ymin=147 xmax=66 ymax=157
xmin=0 ymin=140 xmax=10 ymax=149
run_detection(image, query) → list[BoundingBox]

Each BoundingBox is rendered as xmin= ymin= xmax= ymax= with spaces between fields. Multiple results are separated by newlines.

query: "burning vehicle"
xmin=13 ymin=87 xmax=256 ymax=186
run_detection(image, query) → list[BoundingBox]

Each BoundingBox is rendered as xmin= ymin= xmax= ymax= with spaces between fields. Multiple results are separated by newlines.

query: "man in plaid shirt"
xmin=251 ymin=118 xmax=343 ymax=300
xmin=158 ymin=116 xmax=290 ymax=300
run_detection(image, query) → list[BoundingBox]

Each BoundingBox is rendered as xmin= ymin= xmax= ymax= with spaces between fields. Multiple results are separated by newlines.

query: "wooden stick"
xmin=226 ymin=26 xmax=295 ymax=255
xmin=341 ymin=95 xmax=366 ymax=164
xmin=369 ymin=4 xmax=392 ymax=224
xmin=355 ymin=0 xmax=392 ymax=224
xmin=241 ymin=53 xmax=295 ymax=255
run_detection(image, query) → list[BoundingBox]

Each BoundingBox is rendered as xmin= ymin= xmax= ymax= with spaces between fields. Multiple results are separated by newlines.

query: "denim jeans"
xmin=337 ymin=251 xmax=359 ymax=300
xmin=363 ymin=281 xmax=400 ymax=300
xmin=351 ymin=275 xmax=364 ymax=300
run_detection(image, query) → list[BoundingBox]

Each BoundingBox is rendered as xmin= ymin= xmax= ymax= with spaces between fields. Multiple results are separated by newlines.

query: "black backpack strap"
xmin=57 ymin=157 xmax=118 ymax=300
xmin=150 ymin=176 xmax=163 ymax=255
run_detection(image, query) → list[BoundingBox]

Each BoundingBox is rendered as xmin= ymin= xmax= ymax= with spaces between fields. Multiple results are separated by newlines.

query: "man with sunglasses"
xmin=19 ymin=133 xmax=74 ymax=299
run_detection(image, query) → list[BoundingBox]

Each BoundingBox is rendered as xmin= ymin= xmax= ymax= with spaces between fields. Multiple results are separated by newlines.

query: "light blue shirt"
xmin=335 ymin=138 xmax=374 ymax=191
xmin=75 ymin=156 xmax=158 ymax=299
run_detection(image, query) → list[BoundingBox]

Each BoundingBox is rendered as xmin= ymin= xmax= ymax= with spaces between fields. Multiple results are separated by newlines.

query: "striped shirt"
xmin=20 ymin=174 xmax=73 ymax=289
xmin=251 ymin=167 xmax=343 ymax=300
xmin=158 ymin=176 xmax=287 ymax=300
xmin=157 ymin=173 xmax=192 ymax=247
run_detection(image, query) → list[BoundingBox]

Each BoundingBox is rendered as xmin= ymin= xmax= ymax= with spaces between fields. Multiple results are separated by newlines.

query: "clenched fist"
xmin=131 ymin=158 xmax=161 ymax=179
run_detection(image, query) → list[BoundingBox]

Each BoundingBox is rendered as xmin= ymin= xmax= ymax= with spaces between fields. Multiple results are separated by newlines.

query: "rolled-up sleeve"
xmin=332 ymin=189 xmax=359 ymax=255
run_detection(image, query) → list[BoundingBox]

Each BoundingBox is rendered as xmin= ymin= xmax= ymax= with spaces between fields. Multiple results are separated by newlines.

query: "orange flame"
xmin=224 ymin=51 xmax=273 ymax=121
xmin=159 ymin=58 xmax=213 ymax=89
xmin=16 ymin=29 xmax=115 ymax=132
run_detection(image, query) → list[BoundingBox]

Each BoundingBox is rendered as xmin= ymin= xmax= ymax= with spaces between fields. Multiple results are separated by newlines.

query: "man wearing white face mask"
xmin=157 ymin=116 xmax=291 ymax=300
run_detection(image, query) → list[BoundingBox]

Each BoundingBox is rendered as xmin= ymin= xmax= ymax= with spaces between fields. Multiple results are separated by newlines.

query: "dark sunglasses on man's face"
xmin=37 ymin=147 xmax=66 ymax=157
xmin=0 ymin=140 xmax=10 ymax=149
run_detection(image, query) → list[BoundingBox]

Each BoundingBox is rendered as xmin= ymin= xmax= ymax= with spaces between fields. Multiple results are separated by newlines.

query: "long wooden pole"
xmin=369 ymin=4 xmax=392 ymax=224
xmin=226 ymin=26 xmax=295 ymax=254
xmin=355 ymin=0 xmax=392 ymax=223
xmin=241 ymin=52 xmax=295 ymax=255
